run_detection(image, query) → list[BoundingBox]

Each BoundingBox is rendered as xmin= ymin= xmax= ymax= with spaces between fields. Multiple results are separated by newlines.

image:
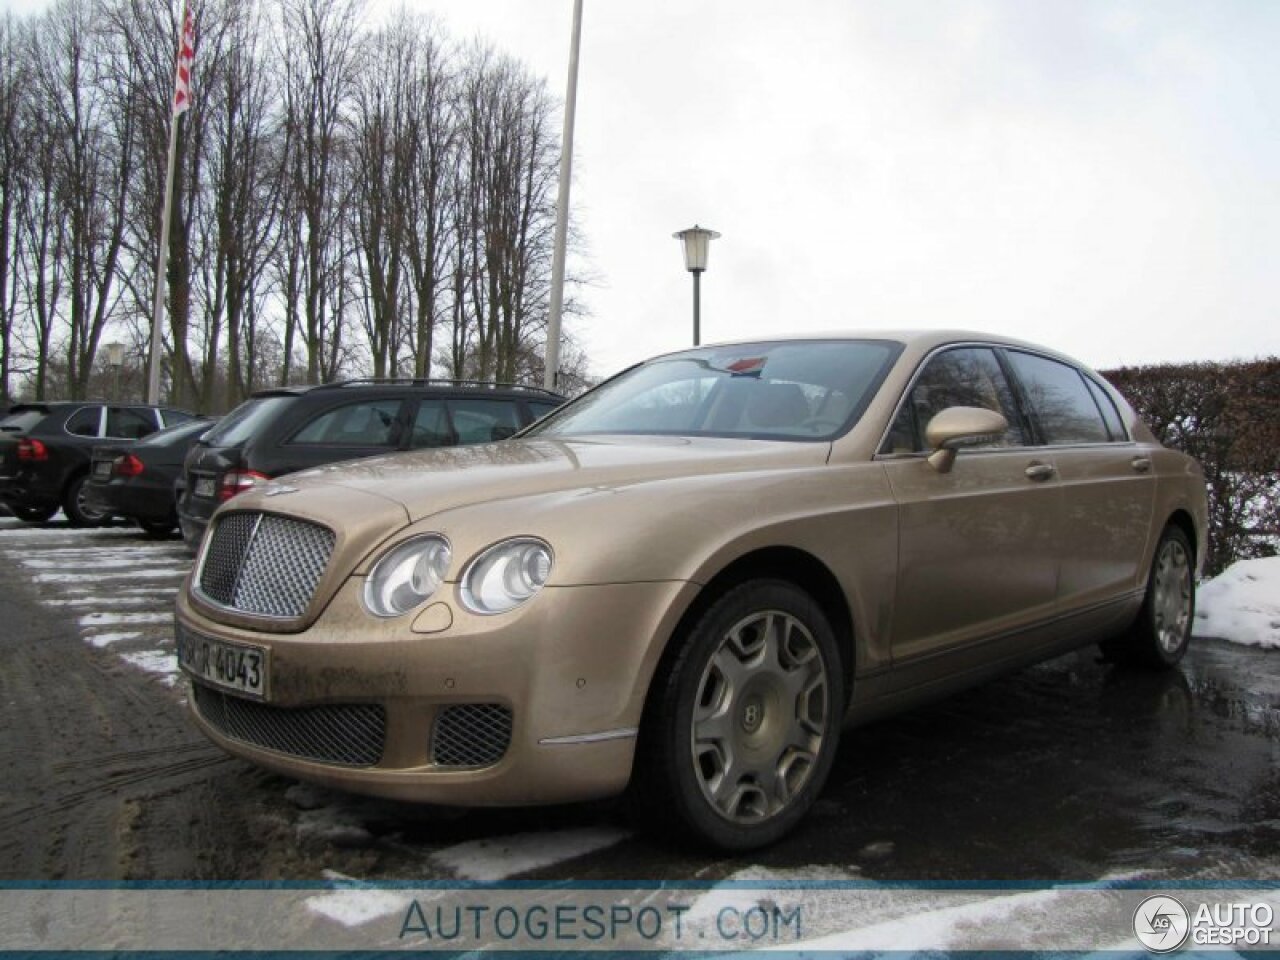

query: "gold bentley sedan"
xmin=176 ymin=331 xmax=1207 ymax=850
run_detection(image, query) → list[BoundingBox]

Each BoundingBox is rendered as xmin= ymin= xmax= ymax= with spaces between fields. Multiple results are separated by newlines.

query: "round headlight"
xmin=363 ymin=535 xmax=452 ymax=618
xmin=460 ymin=538 xmax=554 ymax=615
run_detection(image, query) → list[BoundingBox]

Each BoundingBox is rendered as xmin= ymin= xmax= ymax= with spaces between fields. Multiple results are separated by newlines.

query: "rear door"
xmin=269 ymin=396 xmax=408 ymax=475
xmin=880 ymin=346 xmax=1063 ymax=666
xmin=1003 ymin=350 xmax=1156 ymax=617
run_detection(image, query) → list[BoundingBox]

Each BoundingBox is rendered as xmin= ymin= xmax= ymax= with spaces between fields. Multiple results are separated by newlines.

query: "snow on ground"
xmin=1194 ymin=556 xmax=1280 ymax=650
xmin=305 ymin=871 xmax=416 ymax=927
xmin=429 ymin=827 xmax=629 ymax=881
xmin=0 ymin=519 xmax=189 ymax=686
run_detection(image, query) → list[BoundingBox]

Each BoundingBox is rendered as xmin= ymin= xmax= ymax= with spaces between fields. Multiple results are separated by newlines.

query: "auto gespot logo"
xmin=1134 ymin=895 xmax=1275 ymax=952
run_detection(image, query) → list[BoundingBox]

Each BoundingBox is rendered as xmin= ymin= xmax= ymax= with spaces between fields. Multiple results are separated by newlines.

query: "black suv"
xmin=0 ymin=402 xmax=196 ymax=525
xmin=177 ymin=380 xmax=564 ymax=547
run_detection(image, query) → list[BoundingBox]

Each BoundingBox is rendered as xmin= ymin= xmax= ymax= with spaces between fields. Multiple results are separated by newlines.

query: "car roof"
xmin=642 ymin=330 xmax=1094 ymax=370
xmin=248 ymin=379 xmax=565 ymax=401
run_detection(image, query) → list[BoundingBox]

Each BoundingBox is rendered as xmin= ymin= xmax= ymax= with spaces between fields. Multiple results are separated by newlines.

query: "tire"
xmin=10 ymin=505 xmax=58 ymax=523
xmin=138 ymin=517 xmax=177 ymax=538
xmin=62 ymin=474 xmax=110 ymax=527
xmin=1101 ymin=526 xmax=1195 ymax=668
xmin=630 ymin=579 xmax=845 ymax=851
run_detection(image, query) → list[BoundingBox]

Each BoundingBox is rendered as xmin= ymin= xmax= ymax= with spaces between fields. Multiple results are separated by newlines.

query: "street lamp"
xmin=673 ymin=225 xmax=720 ymax=346
xmin=104 ymin=341 xmax=125 ymax=400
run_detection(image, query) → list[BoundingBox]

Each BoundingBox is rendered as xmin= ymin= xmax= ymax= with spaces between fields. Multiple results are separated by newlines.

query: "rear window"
xmin=134 ymin=418 xmax=213 ymax=449
xmin=201 ymin=396 xmax=295 ymax=447
xmin=0 ymin=408 xmax=49 ymax=433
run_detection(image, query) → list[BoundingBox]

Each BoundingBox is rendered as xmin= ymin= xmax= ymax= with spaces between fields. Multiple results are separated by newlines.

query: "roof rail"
xmin=315 ymin=377 xmax=563 ymax=399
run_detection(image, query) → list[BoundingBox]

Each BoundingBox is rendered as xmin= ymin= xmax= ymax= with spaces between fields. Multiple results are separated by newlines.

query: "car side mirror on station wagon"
xmin=924 ymin=406 xmax=1009 ymax=473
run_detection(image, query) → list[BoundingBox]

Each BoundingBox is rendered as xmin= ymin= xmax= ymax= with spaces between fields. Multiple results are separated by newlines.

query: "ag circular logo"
xmin=1134 ymin=895 xmax=1191 ymax=953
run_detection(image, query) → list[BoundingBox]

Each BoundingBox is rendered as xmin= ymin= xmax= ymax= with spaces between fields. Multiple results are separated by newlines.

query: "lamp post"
xmin=544 ymin=0 xmax=584 ymax=392
xmin=673 ymin=225 xmax=719 ymax=346
xmin=104 ymin=341 xmax=126 ymax=400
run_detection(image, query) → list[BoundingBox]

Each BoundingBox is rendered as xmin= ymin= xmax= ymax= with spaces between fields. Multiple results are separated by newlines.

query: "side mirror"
xmin=924 ymin=406 xmax=1009 ymax=473
xmin=490 ymin=424 xmax=517 ymax=442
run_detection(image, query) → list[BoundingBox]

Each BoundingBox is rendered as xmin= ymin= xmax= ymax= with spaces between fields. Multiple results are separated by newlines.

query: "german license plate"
xmin=93 ymin=460 xmax=112 ymax=479
xmin=177 ymin=623 xmax=269 ymax=699
xmin=193 ymin=474 xmax=216 ymax=498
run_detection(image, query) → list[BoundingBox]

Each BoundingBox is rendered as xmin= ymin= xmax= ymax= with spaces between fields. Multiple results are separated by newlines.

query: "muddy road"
xmin=1 ymin=518 xmax=1277 ymax=884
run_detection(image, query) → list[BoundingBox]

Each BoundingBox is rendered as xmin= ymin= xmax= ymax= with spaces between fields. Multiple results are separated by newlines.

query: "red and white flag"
xmin=172 ymin=2 xmax=195 ymax=115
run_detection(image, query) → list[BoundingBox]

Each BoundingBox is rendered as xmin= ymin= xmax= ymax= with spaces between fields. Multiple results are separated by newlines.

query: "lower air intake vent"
xmin=192 ymin=683 xmax=385 ymax=767
xmin=432 ymin=704 xmax=513 ymax=767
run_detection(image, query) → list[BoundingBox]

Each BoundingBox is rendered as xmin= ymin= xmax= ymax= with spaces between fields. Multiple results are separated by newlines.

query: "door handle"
xmin=1131 ymin=457 xmax=1152 ymax=473
xmin=1025 ymin=462 xmax=1056 ymax=482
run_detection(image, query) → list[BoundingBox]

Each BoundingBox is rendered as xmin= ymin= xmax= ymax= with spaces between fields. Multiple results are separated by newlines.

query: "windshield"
xmin=527 ymin=340 xmax=902 ymax=441
xmin=201 ymin=396 xmax=294 ymax=447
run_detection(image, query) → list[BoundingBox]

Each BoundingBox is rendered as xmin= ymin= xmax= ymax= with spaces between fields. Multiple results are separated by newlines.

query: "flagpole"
xmin=147 ymin=115 xmax=180 ymax=405
xmin=148 ymin=1 xmax=193 ymax=405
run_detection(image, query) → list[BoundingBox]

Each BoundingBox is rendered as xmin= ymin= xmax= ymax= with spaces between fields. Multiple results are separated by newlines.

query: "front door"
xmin=879 ymin=346 xmax=1062 ymax=666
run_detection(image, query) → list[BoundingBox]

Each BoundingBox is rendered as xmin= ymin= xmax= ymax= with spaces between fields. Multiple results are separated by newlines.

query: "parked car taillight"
xmin=217 ymin=469 xmax=270 ymax=501
xmin=17 ymin=438 xmax=48 ymax=461
xmin=114 ymin=454 xmax=145 ymax=478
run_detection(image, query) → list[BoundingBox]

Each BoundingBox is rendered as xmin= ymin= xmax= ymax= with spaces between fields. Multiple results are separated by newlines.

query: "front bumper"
xmin=175 ymin=576 xmax=697 ymax=806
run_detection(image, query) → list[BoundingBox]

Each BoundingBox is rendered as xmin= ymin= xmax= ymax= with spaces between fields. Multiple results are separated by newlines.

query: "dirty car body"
xmin=175 ymin=331 xmax=1207 ymax=849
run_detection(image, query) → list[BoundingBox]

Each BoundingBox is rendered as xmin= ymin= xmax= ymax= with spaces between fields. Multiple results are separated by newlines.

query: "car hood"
xmin=267 ymin=434 xmax=829 ymax=523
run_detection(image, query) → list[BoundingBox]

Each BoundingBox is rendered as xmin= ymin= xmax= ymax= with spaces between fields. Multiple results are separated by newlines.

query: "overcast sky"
xmin=4 ymin=0 xmax=1277 ymax=378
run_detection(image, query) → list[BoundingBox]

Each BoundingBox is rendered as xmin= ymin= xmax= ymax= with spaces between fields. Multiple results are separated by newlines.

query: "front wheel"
xmin=1102 ymin=525 xmax=1195 ymax=668
xmin=631 ymin=579 xmax=845 ymax=851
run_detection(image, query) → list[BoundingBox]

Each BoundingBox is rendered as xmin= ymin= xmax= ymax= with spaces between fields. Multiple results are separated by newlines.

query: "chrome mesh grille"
xmin=432 ymin=704 xmax=513 ymax=767
xmin=199 ymin=512 xmax=335 ymax=618
xmin=192 ymin=683 xmax=385 ymax=767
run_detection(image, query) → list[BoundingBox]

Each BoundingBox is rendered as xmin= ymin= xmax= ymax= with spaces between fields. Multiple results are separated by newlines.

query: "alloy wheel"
xmin=1153 ymin=538 xmax=1191 ymax=654
xmin=689 ymin=609 xmax=829 ymax=823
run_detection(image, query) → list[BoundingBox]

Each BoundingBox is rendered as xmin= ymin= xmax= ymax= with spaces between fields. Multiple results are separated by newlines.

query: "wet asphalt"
xmin=1 ymin=520 xmax=1277 ymax=882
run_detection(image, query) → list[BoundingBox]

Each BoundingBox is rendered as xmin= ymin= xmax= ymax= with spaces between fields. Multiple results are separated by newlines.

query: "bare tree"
xmin=198 ymin=0 xmax=281 ymax=406
xmin=452 ymin=46 xmax=558 ymax=383
xmin=0 ymin=15 xmax=26 ymax=405
xmin=278 ymin=0 xmax=362 ymax=384
xmin=400 ymin=16 xmax=455 ymax=379
xmin=29 ymin=0 xmax=136 ymax=400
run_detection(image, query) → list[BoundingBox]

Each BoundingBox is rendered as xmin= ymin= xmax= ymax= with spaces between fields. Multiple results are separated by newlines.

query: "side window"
xmin=527 ymin=401 xmax=561 ymax=423
xmin=161 ymin=408 xmax=195 ymax=426
xmin=289 ymin=400 xmax=401 ymax=446
xmin=447 ymin=399 xmax=521 ymax=445
xmin=106 ymin=407 xmax=157 ymax=440
xmin=1085 ymin=378 xmax=1127 ymax=441
xmin=409 ymin=400 xmax=452 ymax=449
xmin=1006 ymin=352 xmax=1110 ymax=445
xmin=65 ymin=406 xmax=102 ymax=437
xmin=883 ymin=347 xmax=1024 ymax=453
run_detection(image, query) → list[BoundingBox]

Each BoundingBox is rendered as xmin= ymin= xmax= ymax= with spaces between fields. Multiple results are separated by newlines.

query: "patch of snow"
xmin=33 ymin=569 xmax=185 ymax=583
xmin=799 ymin=887 xmax=1064 ymax=951
xmin=305 ymin=871 xmax=415 ymax=928
xmin=294 ymin=807 xmax=374 ymax=846
xmin=119 ymin=650 xmax=179 ymax=685
xmin=85 ymin=631 xmax=143 ymax=648
xmin=48 ymin=596 xmax=162 ymax=608
xmin=79 ymin=611 xmax=172 ymax=628
xmin=1195 ymin=557 xmax=1280 ymax=650
xmin=429 ymin=826 xmax=629 ymax=881
xmin=20 ymin=556 xmax=184 ymax=570
xmin=684 ymin=865 xmax=862 ymax=926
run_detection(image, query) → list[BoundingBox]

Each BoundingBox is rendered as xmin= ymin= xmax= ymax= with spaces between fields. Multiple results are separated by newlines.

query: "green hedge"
xmin=1102 ymin=359 xmax=1279 ymax=576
